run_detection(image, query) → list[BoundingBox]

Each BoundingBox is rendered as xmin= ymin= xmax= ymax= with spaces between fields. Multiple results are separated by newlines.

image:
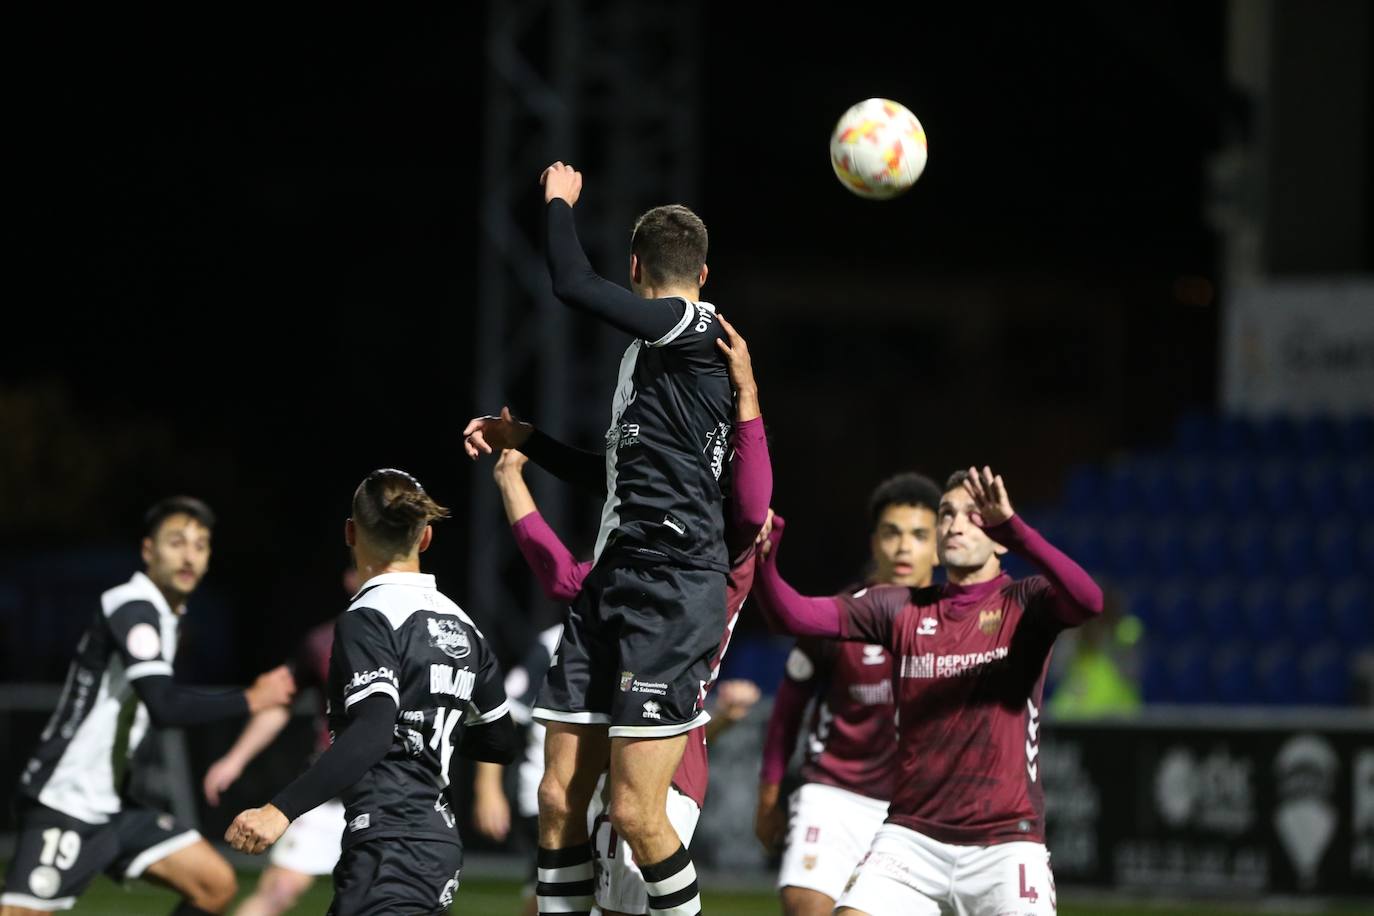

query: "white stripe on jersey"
xmin=593 ymin=339 xmax=641 ymax=565
xmin=465 ymin=696 xmax=510 ymax=725
xmin=647 ymin=297 xmax=697 ymax=348
xmin=347 ymin=572 xmax=480 ymax=633
xmin=344 ymin=681 xmax=400 ymax=709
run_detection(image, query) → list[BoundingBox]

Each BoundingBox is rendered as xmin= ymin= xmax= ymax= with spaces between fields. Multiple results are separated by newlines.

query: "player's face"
xmin=870 ymin=504 xmax=937 ymax=587
xmin=936 ymin=488 xmax=1002 ymax=572
xmin=142 ymin=514 xmax=211 ymax=603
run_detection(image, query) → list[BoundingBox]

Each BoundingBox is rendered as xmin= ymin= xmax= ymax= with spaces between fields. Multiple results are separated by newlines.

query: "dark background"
xmin=4 ymin=2 xmax=1361 ymax=680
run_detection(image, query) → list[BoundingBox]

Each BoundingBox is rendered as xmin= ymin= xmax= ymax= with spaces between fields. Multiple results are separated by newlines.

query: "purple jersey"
xmin=789 ymin=633 xmax=896 ymax=801
xmin=838 ymin=574 xmax=1061 ymax=846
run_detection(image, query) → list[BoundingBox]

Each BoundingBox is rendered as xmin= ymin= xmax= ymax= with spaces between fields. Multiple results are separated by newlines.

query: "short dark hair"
xmin=144 ymin=496 xmax=216 ymax=539
xmin=631 ymin=205 xmax=708 ymax=287
xmin=868 ymin=472 xmax=942 ymax=529
xmin=352 ymin=468 xmax=450 ymax=556
xmin=944 ymin=469 xmax=971 ymax=493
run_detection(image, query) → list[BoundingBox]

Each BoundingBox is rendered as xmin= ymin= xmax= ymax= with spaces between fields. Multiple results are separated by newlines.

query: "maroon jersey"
xmin=672 ymin=543 xmax=757 ymax=807
xmin=789 ymin=632 xmax=897 ymax=800
xmin=838 ymin=574 xmax=1061 ymax=845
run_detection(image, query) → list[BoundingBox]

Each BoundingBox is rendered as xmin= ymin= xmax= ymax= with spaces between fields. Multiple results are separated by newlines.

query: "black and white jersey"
xmin=18 ymin=573 xmax=179 ymax=824
xmin=596 ymin=298 xmax=734 ymax=572
xmin=328 ymin=572 xmax=508 ymax=849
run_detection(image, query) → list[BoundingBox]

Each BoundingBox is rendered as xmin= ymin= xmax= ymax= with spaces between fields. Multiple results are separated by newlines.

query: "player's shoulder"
xmin=646 ymin=298 xmax=725 ymax=349
xmin=846 ymin=582 xmax=930 ymax=610
xmin=1005 ymin=574 xmax=1051 ymax=608
xmin=101 ymin=572 xmax=167 ymax=620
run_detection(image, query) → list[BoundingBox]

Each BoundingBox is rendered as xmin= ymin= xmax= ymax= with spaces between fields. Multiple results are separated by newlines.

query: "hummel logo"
xmin=917 ymin=617 xmax=938 ymax=636
xmin=642 ymin=701 xmax=661 ymax=720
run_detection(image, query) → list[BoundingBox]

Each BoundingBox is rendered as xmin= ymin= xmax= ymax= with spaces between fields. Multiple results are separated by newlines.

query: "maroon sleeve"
xmin=752 ymin=518 xmax=843 ymax=638
xmin=835 ymin=585 xmax=907 ymax=648
xmin=511 ymin=512 xmax=592 ymax=603
xmin=727 ymin=416 xmax=772 ymax=555
xmin=760 ymin=665 xmax=810 ymax=786
xmin=984 ymin=514 xmax=1103 ymax=626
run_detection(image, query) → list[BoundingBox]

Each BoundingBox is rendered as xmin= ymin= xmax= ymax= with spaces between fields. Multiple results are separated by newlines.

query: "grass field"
xmin=31 ymin=872 xmax=1367 ymax=915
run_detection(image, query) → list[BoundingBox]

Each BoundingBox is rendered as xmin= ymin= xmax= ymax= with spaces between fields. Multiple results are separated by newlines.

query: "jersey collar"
xmin=130 ymin=570 xmax=177 ymax=619
xmin=351 ymin=571 xmax=436 ymax=601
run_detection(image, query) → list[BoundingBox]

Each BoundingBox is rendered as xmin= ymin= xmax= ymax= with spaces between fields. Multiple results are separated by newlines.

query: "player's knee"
xmin=607 ymin=794 xmax=662 ymax=845
xmin=537 ymin=774 xmax=578 ymax=827
xmin=189 ymin=856 xmax=237 ymax=912
xmin=262 ymin=869 xmax=312 ymax=911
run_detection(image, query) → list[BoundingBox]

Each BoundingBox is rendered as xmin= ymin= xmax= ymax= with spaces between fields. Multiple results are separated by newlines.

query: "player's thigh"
xmin=778 ymin=784 xmax=883 ymax=901
xmin=140 ymin=838 xmax=235 ymax=908
xmin=1 ymin=808 xmax=118 ymax=913
xmin=952 ymin=841 xmax=1055 ymax=916
xmin=835 ymin=826 xmax=951 ymax=916
xmin=609 ymin=565 xmax=726 ymax=738
xmin=542 ymin=722 xmax=610 ymax=799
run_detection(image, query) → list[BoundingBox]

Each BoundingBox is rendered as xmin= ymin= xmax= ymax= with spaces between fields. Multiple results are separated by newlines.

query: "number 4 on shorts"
xmin=1018 ymin=864 xmax=1038 ymax=903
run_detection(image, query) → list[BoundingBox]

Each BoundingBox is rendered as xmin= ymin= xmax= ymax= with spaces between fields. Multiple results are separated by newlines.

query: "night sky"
xmin=3 ymin=3 xmax=1228 ymax=677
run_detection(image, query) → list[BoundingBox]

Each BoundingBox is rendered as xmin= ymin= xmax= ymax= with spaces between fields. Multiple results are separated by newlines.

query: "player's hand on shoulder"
xmin=247 ymin=666 xmax=296 ymax=713
xmin=714 ymin=313 xmax=756 ymax=390
xmin=464 ymin=406 xmax=533 ymax=459
xmin=963 ymin=466 xmax=1015 ymax=528
xmin=540 ymin=161 xmax=583 ymax=206
xmin=757 ymin=510 xmax=784 ymax=560
xmin=225 ymin=804 xmax=289 ymax=854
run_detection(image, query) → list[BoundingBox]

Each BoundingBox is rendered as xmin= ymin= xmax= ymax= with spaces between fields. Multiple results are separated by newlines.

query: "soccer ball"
xmin=829 ymin=98 xmax=928 ymax=199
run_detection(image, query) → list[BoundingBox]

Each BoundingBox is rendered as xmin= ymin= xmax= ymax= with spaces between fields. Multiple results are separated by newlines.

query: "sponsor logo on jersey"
xmin=399 ymin=726 xmax=424 ymax=757
xmin=157 ymin=813 xmax=175 ymax=832
xmin=902 ymin=646 xmax=1010 ymax=678
xmin=614 ymin=422 xmax=641 ymax=450
xmin=785 ymin=648 xmax=815 ymax=681
xmin=803 ymin=855 xmax=817 ymax=870
xmin=861 ymin=645 xmax=886 ymax=665
xmin=349 ymin=667 xmax=396 ymax=689
xmin=630 ymin=678 xmax=669 ymax=697
xmin=620 ymin=671 xmax=634 ymax=692
xmin=439 ymin=868 xmax=461 ymax=907
xmin=662 ymin=514 xmax=686 ymax=536
xmin=349 ymin=814 xmax=370 ymax=832
xmin=916 ymin=617 xmax=938 ymax=636
xmin=978 ymin=607 xmax=1003 ymax=635
xmin=427 ymin=618 xmax=471 ymax=660
xmin=642 ymin=700 xmax=661 ymax=720
xmin=848 ymin=681 xmax=893 ymax=705
xmin=435 ymin=793 xmax=456 ymax=829
xmin=430 ymin=664 xmax=476 ymax=700
xmin=401 ymin=709 xmax=425 ymax=724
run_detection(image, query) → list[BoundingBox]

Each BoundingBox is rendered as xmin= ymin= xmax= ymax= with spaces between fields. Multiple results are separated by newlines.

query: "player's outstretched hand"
xmin=464 ymin=407 xmax=533 ymax=459
xmin=540 ymin=161 xmax=583 ymax=206
xmin=225 ymin=804 xmax=289 ymax=855
xmin=246 ymin=666 xmax=295 ymax=713
xmin=963 ymin=466 xmax=1015 ymax=528
xmin=754 ymin=783 xmax=787 ymax=854
xmin=203 ymin=755 xmax=244 ymax=807
xmin=715 ymin=313 xmax=756 ymax=392
xmin=473 ymin=785 xmax=512 ymax=843
xmin=714 ymin=679 xmax=762 ymax=723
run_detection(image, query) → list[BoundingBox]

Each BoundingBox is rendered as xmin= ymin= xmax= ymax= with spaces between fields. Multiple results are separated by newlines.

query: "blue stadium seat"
xmin=1135 ymin=460 xmax=1180 ymax=514
xmin=1347 ymin=464 xmax=1374 ymax=514
xmin=1359 ymin=523 xmax=1374 ymax=572
xmin=1228 ymin=522 xmax=1270 ymax=578
xmin=1298 ymin=643 xmax=1348 ymax=705
xmin=1210 ymin=641 xmax=1254 ymax=703
xmin=1103 ymin=466 xmax=1140 ymax=514
xmin=1063 ymin=465 xmax=1102 ymax=513
xmin=1252 ymin=643 xmax=1298 ymax=705
xmin=1299 ymin=461 xmax=1344 ymax=516
xmin=1281 ymin=579 xmax=1328 ymax=646
xmin=1314 ymin=520 xmax=1359 ymax=578
xmin=1239 ymin=579 xmax=1285 ymax=643
xmin=1258 ymin=461 xmax=1302 ymax=513
xmin=1213 ymin=415 xmax=1249 ymax=455
xmin=1254 ymin=415 xmax=1298 ymax=455
xmin=1172 ymin=411 xmax=1211 ymax=455
xmin=1198 ymin=578 xmax=1241 ymax=642
xmin=1185 ymin=516 xmax=1229 ymax=578
xmin=1217 ymin=463 xmax=1260 ymax=515
xmin=1153 ymin=581 xmax=1199 ymax=641
xmin=1172 ymin=461 xmax=1211 ymax=514
xmin=1166 ymin=641 xmax=1209 ymax=702
xmin=1140 ymin=642 xmax=1174 ymax=703
xmin=1103 ymin=517 xmax=1148 ymax=579
xmin=1270 ymin=523 xmax=1315 ymax=577
xmin=1146 ymin=520 xmax=1190 ymax=578
xmin=1335 ymin=415 xmax=1374 ymax=454
xmin=1328 ymin=579 xmax=1372 ymax=647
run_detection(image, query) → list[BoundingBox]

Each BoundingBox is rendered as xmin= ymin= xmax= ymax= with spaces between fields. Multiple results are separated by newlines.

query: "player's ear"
xmin=140 ymin=536 xmax=155 ymax=567
xmin=344 ymin=518 xmax=356 ymax=548
xmin=417 ymin=525 xmax=433 ymax=554
xmin=698 ymin=263 xmax=709 ymax=289
xmin=630 ymin=254 xmax=642 ymax=285
xmin=992 ymin=542 xmax=1008 ymax=557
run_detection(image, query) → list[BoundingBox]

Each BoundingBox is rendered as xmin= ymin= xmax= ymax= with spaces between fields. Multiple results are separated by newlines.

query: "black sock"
xmin=169 ymin=904 xmax=217 ymax=916
xmin=641 ymin=844 xmax=701 ymax=916
xmin=536 ymin=842 xmax=595 ymax=916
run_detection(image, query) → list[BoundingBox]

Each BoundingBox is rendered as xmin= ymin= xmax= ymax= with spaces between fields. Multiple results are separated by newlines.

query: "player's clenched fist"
xmin=225 ymin=804 xmax=289 ymax=854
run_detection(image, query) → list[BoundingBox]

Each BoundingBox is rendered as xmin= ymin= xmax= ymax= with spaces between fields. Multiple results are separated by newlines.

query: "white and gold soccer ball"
xmin=829 ymin=98 xmax=928 ymax=199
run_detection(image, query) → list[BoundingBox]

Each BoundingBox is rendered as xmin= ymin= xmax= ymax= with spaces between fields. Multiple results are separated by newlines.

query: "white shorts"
xmin=586 ymin=773 xmax=701 ymax=915
xmin=837 ymin=823 xmax=1056 ymax=916
xmin=777 ymin=782 xmax=888 ymax=900
xmin=269 ymin=800 xmax=345 ymax=876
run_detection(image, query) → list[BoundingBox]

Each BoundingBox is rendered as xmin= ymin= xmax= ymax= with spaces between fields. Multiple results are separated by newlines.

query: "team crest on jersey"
xmin=917 ymin=617 xmax=938 ymax=636
xmin=427 ymin=618 xmax=471 ymax=660
xmin=978 ymin=607 xmax=1003 ymax=635
xmin=803 ymin=855 xmax=817 ymax=870
xmin=861 ymin=645 xmax=885 ymax=665
xmin=620 ymin=671 xmax=634 ymax=692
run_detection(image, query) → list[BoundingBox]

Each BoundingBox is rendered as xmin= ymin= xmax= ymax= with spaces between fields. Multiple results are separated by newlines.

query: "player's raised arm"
xmin=464 ymin=406 xmax=605 ymax=496
xmin=718 ymin=314 xmax=772 ymax=542
xmin=496 ymin=448 xmax=593 ymax=603
xmin=542 ymin=161 xmax=690 ymax=342
xmin=752 ymin=518 xmax=843 ymax=638
xmin=962 ymin=466 xmax=1104 ymax=626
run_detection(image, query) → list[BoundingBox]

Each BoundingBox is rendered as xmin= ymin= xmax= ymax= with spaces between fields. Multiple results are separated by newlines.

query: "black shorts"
xmin=1 ymin=802 xmax=200 ymax=911
xmin=533 ymin=559 xmax=727 ymax=737
xmin=328 ymin=839 xmax=463 ymax=916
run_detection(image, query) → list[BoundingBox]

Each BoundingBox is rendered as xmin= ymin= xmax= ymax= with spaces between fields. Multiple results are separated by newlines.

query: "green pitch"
xmin=42 ymin=872 xmax=1367 ymax=915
